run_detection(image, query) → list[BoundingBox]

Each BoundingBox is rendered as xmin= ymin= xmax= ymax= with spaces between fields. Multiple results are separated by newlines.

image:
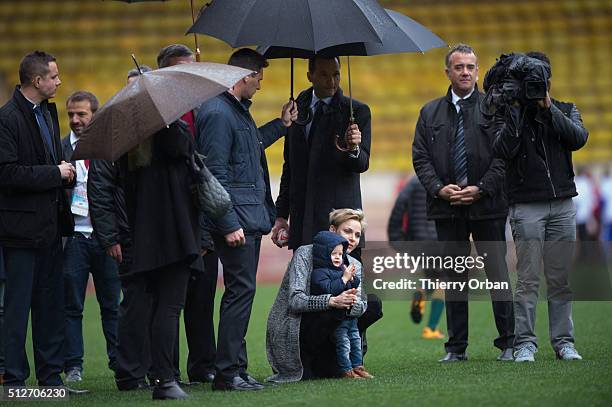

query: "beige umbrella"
xmin=72 ymin=62 xmax=252 ymax=161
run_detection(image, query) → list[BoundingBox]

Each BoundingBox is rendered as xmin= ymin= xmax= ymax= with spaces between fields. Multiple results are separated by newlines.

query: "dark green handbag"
xmin=190 ymin=152 xmax=232 ymax=220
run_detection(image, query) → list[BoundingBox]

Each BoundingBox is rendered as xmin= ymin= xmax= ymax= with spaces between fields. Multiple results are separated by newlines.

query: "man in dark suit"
xmin=0 ymin=51 xmax=83 ymax=391
xmin=412 ymin=44 xmax=515 ymax=363
xmin=61 ymin=91 xmax=120 ymax=382
xmin=272 ymin=55 xmax=371 ymax=256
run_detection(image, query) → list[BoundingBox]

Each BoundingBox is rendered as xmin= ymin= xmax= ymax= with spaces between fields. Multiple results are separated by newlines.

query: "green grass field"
xmin=15 ymin=285 xmax=612 ymax=406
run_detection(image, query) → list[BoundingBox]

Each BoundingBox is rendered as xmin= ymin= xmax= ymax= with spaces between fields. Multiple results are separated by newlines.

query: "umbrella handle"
xmin=190 ymin=0 xmax=201 ymax=61
xmin=131 ymin=54 xmax=143 ymax=75
xmin=334 ymin=116 xmax=356 ymax=152
xmin=294 ymin=103 xmax=312 ymax=126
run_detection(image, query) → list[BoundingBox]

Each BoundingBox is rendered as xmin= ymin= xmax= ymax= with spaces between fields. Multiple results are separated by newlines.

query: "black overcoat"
xmin=0 ymin=87 xmax=74 ymax=248
xmin=118 ymin=122 xmax=202 ymax=277
xmin=276 ymin=88 xmax=371 ymax=249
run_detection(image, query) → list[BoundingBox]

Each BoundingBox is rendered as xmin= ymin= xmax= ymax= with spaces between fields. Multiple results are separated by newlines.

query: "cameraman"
xmin=492 ymin=51 xmax=588 ymax=362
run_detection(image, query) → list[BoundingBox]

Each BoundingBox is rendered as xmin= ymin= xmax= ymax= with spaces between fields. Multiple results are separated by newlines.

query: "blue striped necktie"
xmin=453 ymin=103 xmax=467 ymax=187
xmin=33 ymin=105 xmax=57 ymax=161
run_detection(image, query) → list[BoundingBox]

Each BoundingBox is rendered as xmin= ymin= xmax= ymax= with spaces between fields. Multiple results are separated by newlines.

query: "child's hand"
xmin=343 ymin=264 xmax=356 ymax=282
xmin=342 ymin=265 xmax=353 ymax=283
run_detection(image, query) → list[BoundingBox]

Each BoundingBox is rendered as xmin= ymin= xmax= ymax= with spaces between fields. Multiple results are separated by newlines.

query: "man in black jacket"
xmin=0 ymin=51 xmax=81 ymax=389
xmin=493 ymin=51 xmax=588 ymax=362
xmin=412 ymin=44 xmax=514 ymax=363
xmin=88 ymin=67 xmax=152 ymax=393
xmin=196 ymin=48 xmax=296 ymax=391
xmin=272 ymin=55 xmax=371 ymax=254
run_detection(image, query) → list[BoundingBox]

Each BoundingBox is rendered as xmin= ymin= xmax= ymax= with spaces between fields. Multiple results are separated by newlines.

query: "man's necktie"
xmin=33 ymin=105 xmax=57 ymax=161
xmin=308 ymin=100 xmax=325 ymax=146
xmin=453 ymin=103 xmax=468 ymax=187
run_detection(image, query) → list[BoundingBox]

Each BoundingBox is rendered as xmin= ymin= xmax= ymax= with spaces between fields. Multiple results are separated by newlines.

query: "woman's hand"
xmin=329 ymin=288 xmax=357 ymax=309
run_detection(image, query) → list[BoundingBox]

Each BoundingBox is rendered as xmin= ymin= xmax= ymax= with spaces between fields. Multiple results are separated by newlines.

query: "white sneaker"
xmin=557 ymin=346 xmax=582 ymax=360
xmin=514 ymin=344 xmax=536 ymax=362
xmin=65 ymin=368 xmax=82 ymax=382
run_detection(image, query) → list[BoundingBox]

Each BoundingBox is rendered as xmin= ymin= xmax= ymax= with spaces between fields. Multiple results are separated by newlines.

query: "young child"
xmin=310 ymin=231 xmax=373 ymax=379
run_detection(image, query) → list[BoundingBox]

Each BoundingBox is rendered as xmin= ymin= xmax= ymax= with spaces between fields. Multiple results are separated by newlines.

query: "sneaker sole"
xmin=410 ymin=292 xmax=424 ymax=324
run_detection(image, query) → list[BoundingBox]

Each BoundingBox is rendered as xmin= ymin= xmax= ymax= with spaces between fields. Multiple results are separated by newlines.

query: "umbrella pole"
xmin=334 ymin=56 xmax=355 ymax=153
xmin=190 ymin=0 xmax=201 ymax=61
xmin=290 ymin=57 xmax=294 ymax=101
xmin=347 ymin=56 xmax=354 ymax=123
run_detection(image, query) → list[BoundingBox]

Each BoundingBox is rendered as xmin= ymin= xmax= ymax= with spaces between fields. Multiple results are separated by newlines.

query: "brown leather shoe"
xmin=353 ymin=366 xmax=374 ymax=379
xmin=341 ymin=370 xmax=363 ymax=379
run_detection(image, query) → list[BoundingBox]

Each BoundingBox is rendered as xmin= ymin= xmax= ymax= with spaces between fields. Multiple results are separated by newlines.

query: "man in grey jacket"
xmin=196 ymin=48 xmax=296 ymax=391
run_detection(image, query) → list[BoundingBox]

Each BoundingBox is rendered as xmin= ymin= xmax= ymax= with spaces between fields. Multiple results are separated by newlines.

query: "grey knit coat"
xmin=265 ymin=244 xmax=367 ymax=383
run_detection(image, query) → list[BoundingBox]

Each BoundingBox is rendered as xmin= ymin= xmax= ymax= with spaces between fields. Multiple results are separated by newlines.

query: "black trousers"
xmin=148 ymin=266 xmax=190 ymax=382
xmin=184 ymin=251 xmax=218 ymax=381
xmin=212 ymin=233 xmax=261 ymax=380
xmin=300 ymin=309 xmax=344 ymax=380
xmin=435 ymin=217 xmax=515 ymax=354
xmin=115 ymin=274 xmax=153 ymax=388
xmin=2 ymin=240 xmax=65 ymax=386
xmin=0 ymin=279 xmax=4 ymax=376
xmin=299 ymin=294 xmax=383 ymax=380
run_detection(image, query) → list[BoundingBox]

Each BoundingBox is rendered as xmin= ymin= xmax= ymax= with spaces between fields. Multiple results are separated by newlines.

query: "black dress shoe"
xmin=438 ymin=352 xmax=468 ymax=363
xmin=190 ymin=372 xmax=215 ymax=383
xmin=239 ymin=373 xmax=264 ymax=390
xmin=116 ymin=379 xmax=150 ymax=391
xmin=152 ymin=380 xmax=189 ymax=400
xmin=212 ymin=376 xmax=262 ymax=392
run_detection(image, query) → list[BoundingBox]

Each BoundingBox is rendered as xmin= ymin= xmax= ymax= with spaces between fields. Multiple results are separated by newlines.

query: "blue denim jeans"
xmin=63 ymin=234 xmax=120 ymax=371
xmin=334 ymin=318 xmax=362 ymax=373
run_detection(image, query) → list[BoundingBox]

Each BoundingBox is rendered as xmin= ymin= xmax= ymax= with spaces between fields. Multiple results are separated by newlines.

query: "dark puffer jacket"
xmin=196 ymin=92 xmax=286 ymax=236
xmin=310 ymin=231 xmax=359 ymax=296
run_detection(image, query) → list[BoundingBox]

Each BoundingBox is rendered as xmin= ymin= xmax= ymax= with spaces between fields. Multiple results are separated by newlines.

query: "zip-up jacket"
xmin=492 ymin=99 xmax=588 ymax=204
xmin=196 ymin=92 xmax=286 ymax=236
xmin=412 ymin=86 xmax=508 ymax=220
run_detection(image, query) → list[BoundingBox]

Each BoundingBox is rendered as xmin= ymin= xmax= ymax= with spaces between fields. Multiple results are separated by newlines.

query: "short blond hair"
xmin=329 ymin=208 xmax=367 ymax=231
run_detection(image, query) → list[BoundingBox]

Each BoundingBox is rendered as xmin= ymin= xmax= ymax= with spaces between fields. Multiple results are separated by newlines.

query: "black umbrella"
xmin=187 ymin=0 xmax=393 ymax=51
xmin=111 ymin=0 xmax=203 ymax=61
xmin=260 ymin=8 xmax=447 ymax=124
xmin=186 ymin=0 xmax=396 ymax=111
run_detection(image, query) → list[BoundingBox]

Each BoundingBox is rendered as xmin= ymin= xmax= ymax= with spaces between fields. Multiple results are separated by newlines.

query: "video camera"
xmin=482 ymin=53 xmax=551 ymax=116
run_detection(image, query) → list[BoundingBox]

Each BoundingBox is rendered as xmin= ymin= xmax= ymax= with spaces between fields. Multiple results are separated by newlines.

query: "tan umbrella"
xmin=72 ymin=62 xmax=252 ymax=161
